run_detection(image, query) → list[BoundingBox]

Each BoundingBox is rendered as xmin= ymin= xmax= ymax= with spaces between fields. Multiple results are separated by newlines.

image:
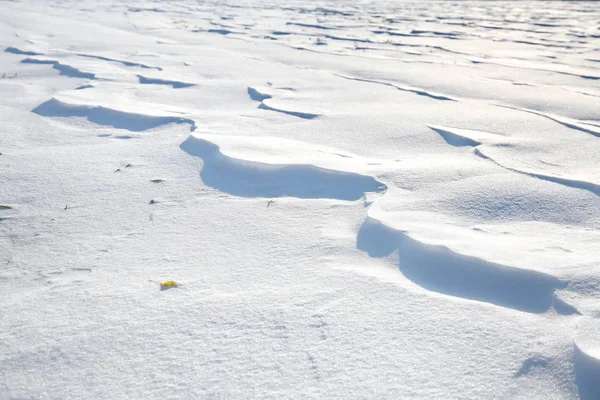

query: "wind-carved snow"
xmin=2 ymin=1 xmax=600 ymax=399
xmin=375 ymin=120 xmax=600 ymax=302
xmin=468 ymin=56 xmax=600 ymax=81
xmin=495 ymin=104 xmax=600 ymax=139
xmin=257 ymin=102 xmax=320 ymax=119
xmin=181 ymin=134 xmax=386 ymax=200
xmin=4 ymin=46 xmax=43 ymax=56
xmin=137 ymin=75 xmax=195 ymax=88
xmin=33 ymin=96 xmax=196 ymax=132
xmin=475 ymin=148 xmax=600 ymax=197
xmin=357 ymin=216 xmax=567 ymax=314
xmin=247 ymin=85 xmax=320 ymax=119
xmin=428 ymin=125 xmax=507 ymax=147
xmin=21 ymin=57 xmax=96 ymax=79
xmin=76 ymin=53 xmax=162 ymax=71
xmin=574 ymin=318 xmax=600 ymax=400
xmin=358 ymin=182 xmax=600 ymax=311
xmin=247 ymin=86 xmax=272 ymax=102
xmin=335 ymin=74 xmax=457 ymax=101
xmin=19 ymin=55 xmax=142 ymax=82
xmin=428 ymin=125 xmax=600 ymax=196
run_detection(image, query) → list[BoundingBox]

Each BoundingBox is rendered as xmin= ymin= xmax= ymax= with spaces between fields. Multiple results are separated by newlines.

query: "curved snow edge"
xmin=358 ymin=215 xmax=570 ymax=313
xmin=33 ymin=98 xmax=196 ymax=132
xmin=180 ymin=134 xmax=387 ymax=200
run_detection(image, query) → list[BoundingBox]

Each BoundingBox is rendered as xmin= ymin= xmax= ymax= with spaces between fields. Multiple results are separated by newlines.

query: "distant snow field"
xmin=1 ymin=0 xmax=599 ymax=398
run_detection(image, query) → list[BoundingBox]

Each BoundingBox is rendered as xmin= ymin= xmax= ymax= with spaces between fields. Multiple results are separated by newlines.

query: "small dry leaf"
xmin=160 ymin=281 xmax=177 ymax=289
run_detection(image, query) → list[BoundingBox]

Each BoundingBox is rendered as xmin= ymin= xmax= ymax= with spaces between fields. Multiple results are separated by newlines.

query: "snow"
xmin=1 ymin=0 xmax=599 ymax=398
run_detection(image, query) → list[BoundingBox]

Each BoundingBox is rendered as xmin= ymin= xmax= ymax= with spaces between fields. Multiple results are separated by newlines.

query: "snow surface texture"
xmin=1 ymin=0 xmax=599 ymax=399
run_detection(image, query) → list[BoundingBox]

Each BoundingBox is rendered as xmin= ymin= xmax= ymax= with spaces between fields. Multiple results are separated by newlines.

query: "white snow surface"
xmin=1 ymin=0 xmax=599 ymax=398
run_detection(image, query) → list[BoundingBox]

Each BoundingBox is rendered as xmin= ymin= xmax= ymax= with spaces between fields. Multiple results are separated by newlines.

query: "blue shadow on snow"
xmin=180 ymin=136 xmax=386 ymax=200
xmin=357 ymin=217 xmax=567 ymax=314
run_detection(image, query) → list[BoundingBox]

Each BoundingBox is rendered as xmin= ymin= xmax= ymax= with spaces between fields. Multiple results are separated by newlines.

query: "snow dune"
xmin=1 ymin=0 xmax=599 ymax=399
xmin=428 ymin=124 xmax=600 ymax=196
xmin=181 ymin=134 xmax=386 ymax=200
xmin=357 ymin=216 xmax=568 ymax=314
xmin=33 ymin=98 xmax=197 ymax=132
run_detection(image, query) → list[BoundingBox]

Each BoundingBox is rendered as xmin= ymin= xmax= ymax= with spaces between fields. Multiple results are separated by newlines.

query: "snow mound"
xmin=428 ymin=124 xmax=508 ymax=147
xmin=246 ymin=85 xmax=320 ymax=119
xmin=357 ymin=216 xmax=567 ymax=313
xmin=336 ymin=74 xmax=457 ymax=101
xmin=137 ymin=75 xmax=195 ymax=89
xmin=496 ymin=105 xmax=600 ymax=139
xmin=575 ymin=318 xmax=600 ymax=400
xmin=181 ymin=134 xmax=386 ymax=200
xmin=21 ymin=57 xmax=96 ymax=79
xmin=428 ymin=124 xmax=600 ymax=196
xmin=258 ymin=101 xmax=320 ymax=119
xmin=33 ymin=98 xmax=196 ymax=132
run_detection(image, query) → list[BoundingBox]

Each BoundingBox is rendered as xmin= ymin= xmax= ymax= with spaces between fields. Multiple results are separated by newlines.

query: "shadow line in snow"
xmin=428 ymin=125 xmax=481 ymax=147
xmin=514 ymin=355 xmax=550 ymax=378
xmin=21 ymin=58 xmax=95 ymax=79
xmin=495 ymin=104 xmax=600 ymax=139
xmin=78 ymin=54 xmax=162 ymax=71
xmin=180 ymin=135 xmax=385 ymax=200
xmin=33 ymin=99 xmax=196 ymax=132
xmin=469 ymin=59 xmax=600 ymax=81
xmin=247 ymin=86 xmax=272 ymax=102
xmin=5 ymin=46 xmax=42 ymax=56
xmin=474 ymin=148 xmax=600 ymax=197
xmin=138 ymin=75 xmax=195 ymax=88
xmin=286 ymin=22 xmax=336 ymax=30
xmin=357 ymin=217 xmax=567 ymax=313
xmin=247 ymin=86 xmax=318 ymax=119
xmin=258 ymin=102 xmax=319 ymax=119
xmin=206 ymin=29 xmax=238 ymax=35
xmin=574 ymin=344 xmax=600 ymax=400
xmin=427 ymin=125 xmax=600 ymax=197
xmin=336 ymin=74 xmax=457 ymax=101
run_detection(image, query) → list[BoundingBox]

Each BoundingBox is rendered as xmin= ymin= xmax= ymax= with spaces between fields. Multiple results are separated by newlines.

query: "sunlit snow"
xmin=1 ymin=0 xmax=599 ymax=398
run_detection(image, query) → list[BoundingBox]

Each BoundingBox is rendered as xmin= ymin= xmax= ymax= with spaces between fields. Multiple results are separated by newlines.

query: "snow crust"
xmin=1 ymin=0 xmax=599 ymax=398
